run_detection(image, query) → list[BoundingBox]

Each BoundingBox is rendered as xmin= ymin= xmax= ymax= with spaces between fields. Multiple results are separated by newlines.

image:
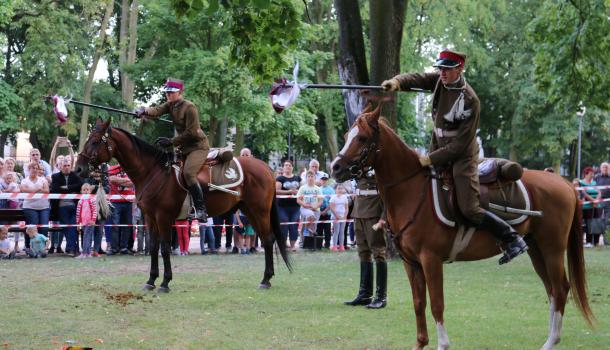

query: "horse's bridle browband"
xmin=335 ymin=122 xmax=380 ymax=178
xmin=80 ymin=127 xmax=114 ymax=171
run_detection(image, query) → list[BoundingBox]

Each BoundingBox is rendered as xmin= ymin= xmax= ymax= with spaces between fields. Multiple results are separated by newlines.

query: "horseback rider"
xmin=381 ymin=49 xmax=528 ymax=264
xmin=135 ymin=78 xmax=209 ymax=221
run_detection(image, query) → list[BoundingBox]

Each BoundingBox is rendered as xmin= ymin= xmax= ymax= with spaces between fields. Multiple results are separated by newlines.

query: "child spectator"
xmin=317 ymin=173 xmax=335 ymax=248
xmin=25 ymin=225 xmax=49 ymax=258
xmin=234 ymin=209 xmax=254 ymax=254
xmin=297 ymin=171 xmax=323 ymax=239
xmin=0 ymin=227 xmax=15 ymax=259
xmin=76 ymin=183 xmax=97 ymax=258
xmin=330 ymin=183 xmax=350 ymax=251
xmin=3 ymin=172 xmax=20 ymax=209
xmin=199 ymin=217 xmax=217 ymax=254
xmin=175 ymin=217 xmax=190 ymax=256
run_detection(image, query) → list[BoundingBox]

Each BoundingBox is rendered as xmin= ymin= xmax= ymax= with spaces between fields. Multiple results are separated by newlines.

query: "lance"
xmin=280 ymin=83 xmax=428 ymax=93
xmin=43 ymin=95 xmax=172 ymax=124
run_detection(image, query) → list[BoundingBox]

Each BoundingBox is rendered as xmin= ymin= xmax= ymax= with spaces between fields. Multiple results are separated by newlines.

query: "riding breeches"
xmin=355 ymin=217 xmax=387 ymax=262
xmin=183 ymin=149 xmax=208 ymax=186
xmin=453 ymin=156 xmax=486 ymax=225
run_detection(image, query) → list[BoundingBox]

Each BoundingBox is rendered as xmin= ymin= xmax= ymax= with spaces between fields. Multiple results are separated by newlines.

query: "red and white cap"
xmin=161 ymin=78 xmax=184 ymax=92
xmin=433 ymin=50 xmax=466 ymax=68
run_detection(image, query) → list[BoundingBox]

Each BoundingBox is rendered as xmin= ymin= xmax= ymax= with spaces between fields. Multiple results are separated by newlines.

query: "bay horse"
xmin=331 ymin=106 xmax=594 ymax=350
xmin=75 ymin=118 xmax=291 ymax=292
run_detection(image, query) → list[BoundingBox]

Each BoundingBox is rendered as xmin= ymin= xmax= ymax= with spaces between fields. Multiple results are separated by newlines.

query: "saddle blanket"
xmin=432 ymin=177 xmax=532 ymax=228
xmin=173 ymin=157 xmax=244 ymax=191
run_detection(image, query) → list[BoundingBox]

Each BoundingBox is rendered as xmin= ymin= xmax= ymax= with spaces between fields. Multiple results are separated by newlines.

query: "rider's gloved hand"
xmin=381 ymin=78 xmax=400 ymax=92
xmin=418 ymin=155 xmax=431 ymax=167
xmin=135 ymin=107 xmax=147 ymax=118
xmin=155 ymin=137 xmax=172 ymax=148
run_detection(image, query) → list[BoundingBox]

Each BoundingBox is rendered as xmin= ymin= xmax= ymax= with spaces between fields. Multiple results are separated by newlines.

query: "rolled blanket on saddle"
xmin=478 ymin=158 xmax=523 ymax=184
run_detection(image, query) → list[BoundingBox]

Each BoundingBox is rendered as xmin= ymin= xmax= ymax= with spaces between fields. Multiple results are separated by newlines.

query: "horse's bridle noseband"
xmin=336 ymin=123 xmax=380 ymax=178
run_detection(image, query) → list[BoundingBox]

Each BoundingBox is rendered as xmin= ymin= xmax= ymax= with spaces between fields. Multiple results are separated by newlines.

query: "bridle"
xmin=335 ymin=122 xmax=380 ymax=178
xmin=79 ymin=127 xmax=114 ymax=172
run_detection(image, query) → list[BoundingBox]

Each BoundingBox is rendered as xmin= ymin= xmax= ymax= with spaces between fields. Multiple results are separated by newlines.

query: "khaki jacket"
xmin=352 ymin=173 xmax=384 ymax=219
xmin=395 ymin=73 xmax=480 ymax=165
xmin=145 ymin=98 xmax=209 ymax=154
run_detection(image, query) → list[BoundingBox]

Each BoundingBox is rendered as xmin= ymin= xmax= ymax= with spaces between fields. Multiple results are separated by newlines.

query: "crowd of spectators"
xmin=2 ymin=141 xmax=608 ymax=260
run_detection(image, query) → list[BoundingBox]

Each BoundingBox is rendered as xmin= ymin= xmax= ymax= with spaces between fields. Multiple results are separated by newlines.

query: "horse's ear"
xmin=361 ymin=103 xmax=373 ymax=114
xmin=102 ymin=117 xmax=111 ymax=131
xmin=366 ymin=104 xmax=382 ymax=124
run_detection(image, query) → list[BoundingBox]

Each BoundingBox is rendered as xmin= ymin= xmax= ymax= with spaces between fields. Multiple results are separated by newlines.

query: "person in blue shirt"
xmin=316 ymin=173 xmax=335 ymax=248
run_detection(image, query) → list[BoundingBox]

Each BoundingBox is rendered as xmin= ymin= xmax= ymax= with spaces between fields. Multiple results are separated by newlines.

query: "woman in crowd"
xmin=3 ymin=157 xmax=22 ymax=183
xmin=275 ymin=160 xmax=302 ymax=252
xmin=579 ymin=167 xmax=603 ymax=247
xmin=19 ymin=162 xmax=50 ymax=250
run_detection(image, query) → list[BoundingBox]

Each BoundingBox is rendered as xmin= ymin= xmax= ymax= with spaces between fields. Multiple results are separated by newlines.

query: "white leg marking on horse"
xmin=436 ymin=322 xmax=450 ymax=350
xmin=331 ymin=126 xmax=359 ymax=170
xmin=541 ymin=297 xmax=563 ymax=350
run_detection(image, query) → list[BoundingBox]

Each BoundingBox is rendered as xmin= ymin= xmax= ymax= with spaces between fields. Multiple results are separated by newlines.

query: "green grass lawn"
xmin=1 ymin=248 xmax=609 ymax=349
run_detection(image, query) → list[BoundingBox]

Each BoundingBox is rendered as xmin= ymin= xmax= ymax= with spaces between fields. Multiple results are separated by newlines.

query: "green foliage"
xmin=0 ymin=80 xmax=23 ymax=142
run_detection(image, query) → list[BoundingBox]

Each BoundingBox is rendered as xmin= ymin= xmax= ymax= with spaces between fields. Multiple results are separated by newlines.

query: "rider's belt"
xmin=357 ymin=189 xmax=378 ymax=196
xmin=434 ymin=128 xmax=458 ymax=138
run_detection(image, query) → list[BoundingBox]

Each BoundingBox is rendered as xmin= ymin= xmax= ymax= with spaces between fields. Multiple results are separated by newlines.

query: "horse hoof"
xmin=142 ymin=284 xmax=155 ymax=291
xmin=156 ymin=286 xmax=171 ymax=293
xmin=258 ymin=283 xmax=271 ymax=289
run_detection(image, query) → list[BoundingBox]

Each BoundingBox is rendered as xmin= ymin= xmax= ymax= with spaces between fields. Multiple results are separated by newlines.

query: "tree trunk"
xmin=118 ymin=0 xmax=137 ymax=130
xmin=125 ymin=0 xmax=138 ymax=106
xmin=234 ymin=124 xmax=244 ymax=151
xmin=79 ymin=0 xmax=114 ymax=151
xmin=334 ymin=0 xmax=369 ymax=128
xmin=369 ymin=0 xmax=407 ymax=129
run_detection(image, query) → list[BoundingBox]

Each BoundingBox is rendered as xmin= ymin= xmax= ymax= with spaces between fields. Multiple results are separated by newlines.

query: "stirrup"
xmin=498 ymin=241 xmax=528 ymax=265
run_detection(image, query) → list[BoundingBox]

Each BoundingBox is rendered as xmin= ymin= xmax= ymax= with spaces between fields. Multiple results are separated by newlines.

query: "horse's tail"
xmin=567 ymin=195 xmax=595 ymax=328
xmin=271 ymin=196 xmax=292 ymax=272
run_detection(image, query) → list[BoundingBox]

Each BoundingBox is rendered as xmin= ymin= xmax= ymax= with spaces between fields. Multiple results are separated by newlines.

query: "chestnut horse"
xmin=75 ymin=118 xmax=291 ymax=292
xmin=331 ymin=107 xmax=594 ymax=350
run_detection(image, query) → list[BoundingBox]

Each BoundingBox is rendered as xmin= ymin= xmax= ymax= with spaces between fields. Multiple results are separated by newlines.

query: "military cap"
xmin=433 ymin=49 xmax=466 ymax=68
xmin=162 ymin=78 xmax=184 ymax=92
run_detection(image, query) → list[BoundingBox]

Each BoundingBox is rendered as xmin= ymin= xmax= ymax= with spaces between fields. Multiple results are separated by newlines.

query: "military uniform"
xmin=144 ymin=98 xmax=209 ymax=186
xmin=382 ymin=50 xmax=528 ymax=265
xmin=138 ymin=78 xmax=210 ymax=221
xmin=394 ymin=72 xmax=484 ymax=224
xmin=345 ymin=170 xmax=388 ymax=309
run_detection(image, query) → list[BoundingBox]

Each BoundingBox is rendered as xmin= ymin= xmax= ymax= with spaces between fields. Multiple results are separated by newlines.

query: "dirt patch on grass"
xmin=102 ymin=290 xmax=152 ymax=307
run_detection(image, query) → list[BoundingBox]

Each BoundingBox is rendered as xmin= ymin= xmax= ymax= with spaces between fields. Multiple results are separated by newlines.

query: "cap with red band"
xmin=433 ymin=49 xmax=466 ymax=68
xmin=162 ymin=78 xmax=184 ymax=92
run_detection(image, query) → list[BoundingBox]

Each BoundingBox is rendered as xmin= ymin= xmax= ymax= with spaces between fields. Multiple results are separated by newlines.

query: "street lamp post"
xmin=576 ymin=106 xmax=586 ymax=179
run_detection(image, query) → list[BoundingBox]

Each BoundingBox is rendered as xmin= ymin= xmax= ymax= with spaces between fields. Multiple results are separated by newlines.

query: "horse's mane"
xmin=112 ymin=127 xmax=173 ymax=167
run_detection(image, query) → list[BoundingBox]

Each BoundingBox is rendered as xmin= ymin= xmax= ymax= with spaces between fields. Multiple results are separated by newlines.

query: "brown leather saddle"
xmin=433 ymin=158 xmax=531 ymax=227
xmin=175 ymin=148 xmax=244 ymax=190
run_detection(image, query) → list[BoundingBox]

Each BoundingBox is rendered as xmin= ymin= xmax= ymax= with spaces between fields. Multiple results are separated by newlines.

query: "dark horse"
xmin=331 ymin=106 xmax=594 ymax=350
xmin=75 ymin=118 xmax=291 ymax=292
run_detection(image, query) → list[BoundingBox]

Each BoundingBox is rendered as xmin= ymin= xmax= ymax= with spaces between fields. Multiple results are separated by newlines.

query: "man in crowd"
xmin=595 ymin=162 xmax=610 ymax=245
xmin=50 ymin=159 xmax=83 ymax=255
xmin=136 ymin=77 xmax=210 ymax=221
xmin=24 ymin=148 xmax=52 ymax=182
xmin=300 ymin=159 xmax=326 ymax=186
xmin=382 ymin=49 xmax=527 ymax=265
xmin=107 ymin=165 xmax=135 ymax=255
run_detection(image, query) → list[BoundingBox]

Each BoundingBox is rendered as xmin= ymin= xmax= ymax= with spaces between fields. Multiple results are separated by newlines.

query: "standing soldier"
xmin=344 ymin=170 xmax=388 ymax=309
xmin=136 ymin=78 xmax=210 ymax=221
xmin=382 ymin=49 xmax=527 ymax=264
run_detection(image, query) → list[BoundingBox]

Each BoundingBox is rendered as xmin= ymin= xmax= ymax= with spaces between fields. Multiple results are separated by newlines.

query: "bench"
xmin=0 ymin=208 xmax=61 ymax=232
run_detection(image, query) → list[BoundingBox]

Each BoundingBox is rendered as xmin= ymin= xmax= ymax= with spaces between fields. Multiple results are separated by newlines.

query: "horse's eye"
xmin=356 ymin=136 xmax=367 ymax=143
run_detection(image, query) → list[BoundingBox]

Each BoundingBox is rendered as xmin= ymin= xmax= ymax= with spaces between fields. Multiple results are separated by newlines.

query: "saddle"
xmin=174 ymin=146 xmax=244 ymax=191
xmin=432 ymin=158 xmax=532 ymax=228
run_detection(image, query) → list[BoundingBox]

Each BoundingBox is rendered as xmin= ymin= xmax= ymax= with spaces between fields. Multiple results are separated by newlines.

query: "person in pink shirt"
xmin=76 ymin=183 xmax=97 ymax=258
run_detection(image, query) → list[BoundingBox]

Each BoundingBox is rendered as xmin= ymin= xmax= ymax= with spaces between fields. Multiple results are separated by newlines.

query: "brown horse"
xmin=75 ymin=118 xmax=291 ymax=292
xmin=331 ymin=107 xmax=594 ymax=350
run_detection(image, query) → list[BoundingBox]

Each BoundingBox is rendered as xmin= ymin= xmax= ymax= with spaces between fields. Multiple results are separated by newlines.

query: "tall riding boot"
xmin=187 ymin=183 xmax=208 ymax=221
xmin=344 ymin=261 xmax=373 ymax=306
xmin=367 ymin=261 xmax=387 ymax=309
xmin=478 ymin=211 xmax=528 ymax=265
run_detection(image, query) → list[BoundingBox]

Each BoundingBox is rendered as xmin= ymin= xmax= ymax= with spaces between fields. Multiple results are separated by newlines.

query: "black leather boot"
xmin=187 ymin=183 xmax=208 ymax=221
xmin=367 ymin=261 xmax=387 ymax=309
xmin=344 ymin=261 xmax=373 ymax=306
xmin=478 ymin=211 xmax=528 ymax=265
